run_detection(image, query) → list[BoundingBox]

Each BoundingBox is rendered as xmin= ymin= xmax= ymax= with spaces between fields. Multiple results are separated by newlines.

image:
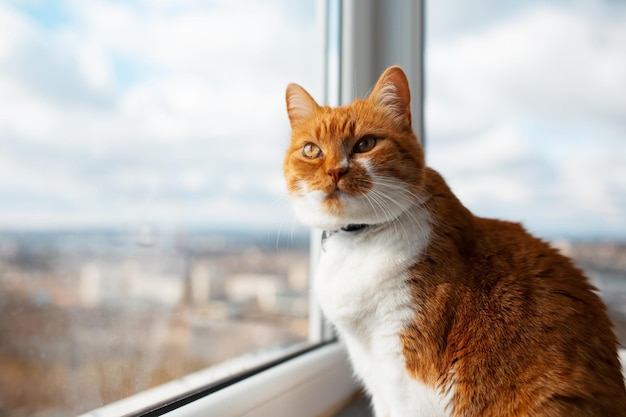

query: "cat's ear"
xmin=368 ymin=66 xmax=412 ymax=127
xmin=286 ymin=83 xmax=319 ymax=128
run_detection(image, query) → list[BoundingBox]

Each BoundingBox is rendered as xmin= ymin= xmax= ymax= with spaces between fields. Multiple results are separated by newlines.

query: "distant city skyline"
xmin=0 ymin=1 xmax=625 ymax=239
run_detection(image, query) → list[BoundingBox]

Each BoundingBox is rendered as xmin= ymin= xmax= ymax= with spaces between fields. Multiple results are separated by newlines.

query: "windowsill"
xmin=78 ymin=342 xmax=357 ymax=417
xmin=162 ymin=342 xmax=357 ymax=417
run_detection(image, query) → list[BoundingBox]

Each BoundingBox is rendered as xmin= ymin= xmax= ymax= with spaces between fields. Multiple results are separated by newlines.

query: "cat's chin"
xmin=293 ymin=210 xmax=349 ymax=231
xmin=290 ymin=189 xmax=412 ymax=231
xmin=291 ymin=199 xmax=401 ymax=231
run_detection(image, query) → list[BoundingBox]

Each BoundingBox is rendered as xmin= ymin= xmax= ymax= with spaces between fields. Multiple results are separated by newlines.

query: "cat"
xmin=283 ymin=66 xmax=626 ymax=417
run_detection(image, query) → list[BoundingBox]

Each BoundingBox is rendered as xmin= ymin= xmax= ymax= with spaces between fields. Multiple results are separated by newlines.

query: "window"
xmin=426 ymin=0 xmax=626 ymax=344
xmin=0 ymin=1 xmax=427 ymax=416
xmin=0 ymin=1 xmax=325 ymax=416
xmin=7 ymin=1 xmax=621 ymax=417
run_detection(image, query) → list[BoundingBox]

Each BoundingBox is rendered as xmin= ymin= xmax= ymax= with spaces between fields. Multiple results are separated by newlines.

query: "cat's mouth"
xmin=325 ymin=186 xmax=355 ymax=202
xmin=325 ymin=189 xmax=343 ymax=202
xmin=327 ymin=180 xmax=354 ymax=196
xmin=328 ymin=187 xmax=342 ymax=196
xmin=322 ymin=189 xmax=346 ymax=216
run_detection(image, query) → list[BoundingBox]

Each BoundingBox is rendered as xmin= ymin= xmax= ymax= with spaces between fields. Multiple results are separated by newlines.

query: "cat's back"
xmin=404 ymin=169 xmax=626 ymax=416
xmin=472 ymin=215 xmax=609 ymax=325
xmin=444 ymin=216 xmax=626 ymax=415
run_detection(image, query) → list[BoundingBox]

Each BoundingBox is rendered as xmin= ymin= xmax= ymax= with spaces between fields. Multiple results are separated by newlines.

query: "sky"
xmin=0 ymin=0 xmax=321 ymax=233
xmin=0 ymin=0 xmax=624 ymax=239
xmin=426 ymin=0 xmax=626 ymax=239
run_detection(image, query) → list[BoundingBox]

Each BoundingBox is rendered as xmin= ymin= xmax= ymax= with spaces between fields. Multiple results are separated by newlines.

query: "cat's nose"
xmin=327 ymin=167 xmax=347 ymax=183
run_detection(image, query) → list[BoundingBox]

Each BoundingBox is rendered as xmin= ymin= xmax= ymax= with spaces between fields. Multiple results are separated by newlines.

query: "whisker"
xmin=360 ymin=175 xmax=429 ymax=244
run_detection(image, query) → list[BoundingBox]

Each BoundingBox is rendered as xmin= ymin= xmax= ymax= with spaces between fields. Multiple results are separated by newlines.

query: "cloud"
xmin=2 ymin=1 xmax=624 ymax=239
xmin=426 ymin=3 xmax=626 ymax=238
xmin=0 ymin=1 xmax=320 ymax=230
xmin=428 ymin=5 xmax=626 ymax=131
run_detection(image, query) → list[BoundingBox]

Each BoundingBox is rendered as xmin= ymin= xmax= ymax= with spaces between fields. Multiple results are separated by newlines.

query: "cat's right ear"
xmin=286 ymin=83 xmax=319 ymax=128
xmin=368 ymin=66 xmax=412 ymax=128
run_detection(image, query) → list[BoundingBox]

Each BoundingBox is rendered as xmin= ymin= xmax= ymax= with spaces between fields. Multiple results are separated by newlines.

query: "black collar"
xmin=340 ymin=223 xmax=369 ymax=232
xmin=321 ymin=224 xmax=370 ymax=251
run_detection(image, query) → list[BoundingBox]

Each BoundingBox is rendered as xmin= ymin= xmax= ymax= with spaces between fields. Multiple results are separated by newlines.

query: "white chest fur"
xmin=314 ymin=208 xmax=452 ymax=417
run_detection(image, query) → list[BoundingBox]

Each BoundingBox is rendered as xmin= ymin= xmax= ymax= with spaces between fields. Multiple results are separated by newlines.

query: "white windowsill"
xmin=78 ymin=342 xmax=357 ymax=417
xmin=163 ymin=342 xmax=356 ymax=417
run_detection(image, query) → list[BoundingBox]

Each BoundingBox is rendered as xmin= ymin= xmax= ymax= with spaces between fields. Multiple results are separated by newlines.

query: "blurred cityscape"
xmin=0 ymin=231 xmax=625 ymax=417
xmin=0 ymin=228 xmax=310 ymax=417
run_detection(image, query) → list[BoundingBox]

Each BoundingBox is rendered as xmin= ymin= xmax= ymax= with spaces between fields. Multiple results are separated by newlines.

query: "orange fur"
xmin=284 ymin=66 xmax=626 ymax=416
xmin=402 ymin=169 xmax=626 ymax=416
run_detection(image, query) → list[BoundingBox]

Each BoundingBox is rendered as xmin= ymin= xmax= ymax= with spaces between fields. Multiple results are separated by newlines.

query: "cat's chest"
xmin=315 ymin=231 xmax=413 ymax=330
xmin=313 ymin=213 xmax=431 ymax=335
xmin=314 ymin=221 xmax=451 ymax=417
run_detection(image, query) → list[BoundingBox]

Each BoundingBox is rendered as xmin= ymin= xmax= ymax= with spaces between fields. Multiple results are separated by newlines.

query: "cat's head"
xmin=283 ymin=66 xmax=425 ymax=230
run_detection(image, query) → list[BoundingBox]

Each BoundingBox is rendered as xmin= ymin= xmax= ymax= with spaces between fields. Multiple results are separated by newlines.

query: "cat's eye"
xmin=353 ymin=136 xmax=377 ymax=154
xmin=302 ymin=143 xmax=323 ymax=159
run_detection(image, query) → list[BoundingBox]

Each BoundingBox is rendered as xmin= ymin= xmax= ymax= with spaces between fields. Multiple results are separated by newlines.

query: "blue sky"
xmin=13 ymin=0 xmax=70 ymax=29
xmin=0 ymin=0 xmax=625 ymax=239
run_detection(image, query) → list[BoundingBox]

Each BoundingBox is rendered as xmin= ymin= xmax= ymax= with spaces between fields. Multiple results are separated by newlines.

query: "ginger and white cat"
xmin=283 ymin=66 xmax=626 ymax=416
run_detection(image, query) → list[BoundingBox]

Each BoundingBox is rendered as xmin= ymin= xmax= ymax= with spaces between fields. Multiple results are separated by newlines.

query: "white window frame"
xmin=79 ymin=1 xmax=425 ymax=416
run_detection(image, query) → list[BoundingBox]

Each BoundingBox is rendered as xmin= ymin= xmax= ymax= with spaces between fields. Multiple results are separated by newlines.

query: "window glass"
xmin=427 ymin=1 xmax=626 ymax=343
xmin=0 ymin=1 xmax=320 ymax=416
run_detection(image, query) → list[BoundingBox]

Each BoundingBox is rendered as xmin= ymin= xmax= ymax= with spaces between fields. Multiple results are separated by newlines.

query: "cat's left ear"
xmin=286 ymin=83 xmax=319 ymax=129
xmin=368 ymin=66 xmax=412 ymax=127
